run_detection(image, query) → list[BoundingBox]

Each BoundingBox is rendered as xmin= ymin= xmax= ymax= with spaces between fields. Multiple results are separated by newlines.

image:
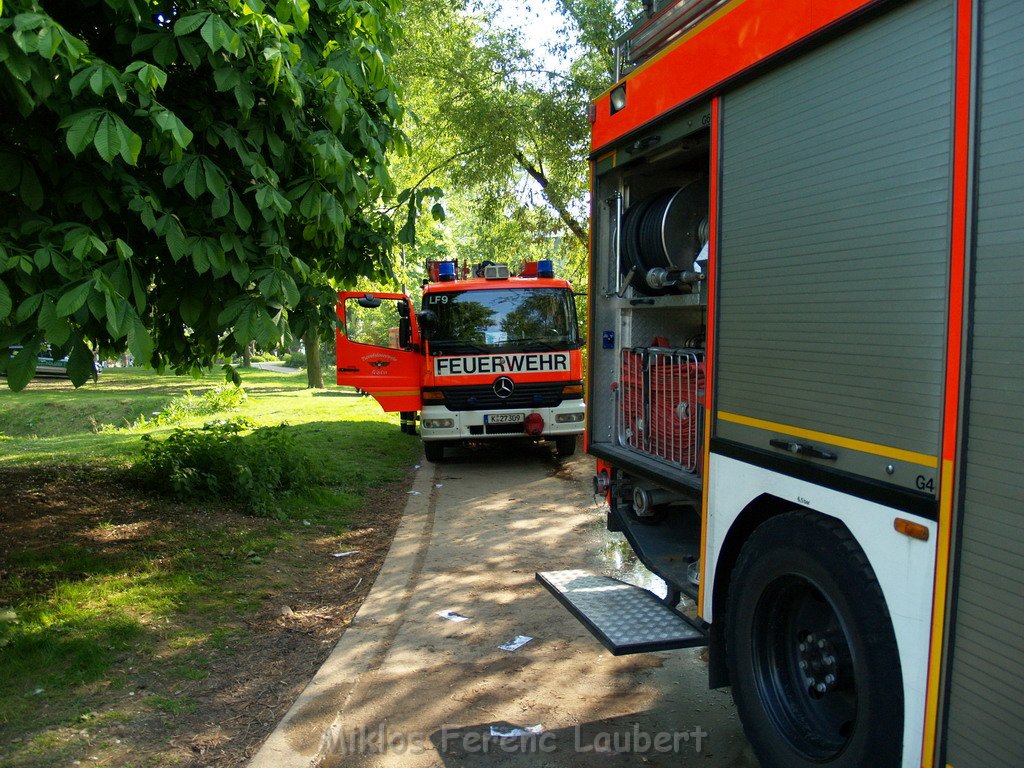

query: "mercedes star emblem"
xmin=493 ymin=376 xmax=515 ymax=399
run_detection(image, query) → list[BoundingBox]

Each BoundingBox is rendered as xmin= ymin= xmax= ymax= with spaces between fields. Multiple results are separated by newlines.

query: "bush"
xmin=250 ymin=353 xmax=282 ymax=363
xmin=284 ymin=352 xmax=307 ymax=368
xmin=135 ymin=418 xmax=321 ymax=517
xmin=130 ymin=385 xmax=247 ymax=430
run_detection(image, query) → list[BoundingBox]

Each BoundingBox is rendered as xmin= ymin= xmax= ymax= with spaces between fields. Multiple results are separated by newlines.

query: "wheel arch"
xmin=708 ymin=495 xmax=849 ymax=689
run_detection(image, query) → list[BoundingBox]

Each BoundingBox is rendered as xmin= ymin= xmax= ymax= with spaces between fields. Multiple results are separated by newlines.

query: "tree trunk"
xmin=242 ymin=342 xmax=252 ymax=368
xmin=304 ymin=331 xmax=324 ymax=389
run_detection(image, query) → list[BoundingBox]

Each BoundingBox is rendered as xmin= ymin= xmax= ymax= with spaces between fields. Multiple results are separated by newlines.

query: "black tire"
xmin=726 ymin=511 xmax=903 ymax=768
xmin=554 ymin=435 xmax=577 ymax=458
xmin=423 ymin=441 xmax=446 ymax=463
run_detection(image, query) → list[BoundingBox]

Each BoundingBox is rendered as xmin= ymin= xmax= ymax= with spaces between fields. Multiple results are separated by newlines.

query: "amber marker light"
xmin=422 ymin=391 xmax=444 ymax=402
xmin=894 ymin=518 xmax=930 ymax=541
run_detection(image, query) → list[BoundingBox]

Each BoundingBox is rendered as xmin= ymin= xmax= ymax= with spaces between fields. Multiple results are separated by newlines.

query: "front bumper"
xmin=419 ymin=400 xmax=585 ymax=442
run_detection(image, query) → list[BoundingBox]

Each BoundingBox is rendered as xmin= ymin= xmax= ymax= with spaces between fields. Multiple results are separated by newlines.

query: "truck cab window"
xmin=344 ymin=298 xmax=406 ymax=349
xmin=424 ymin=288 xmax=578 ymax=355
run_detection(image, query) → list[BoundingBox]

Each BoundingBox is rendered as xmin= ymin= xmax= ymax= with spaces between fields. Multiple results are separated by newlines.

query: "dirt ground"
xmin=0 ymin=464 xmax=416 ymax=767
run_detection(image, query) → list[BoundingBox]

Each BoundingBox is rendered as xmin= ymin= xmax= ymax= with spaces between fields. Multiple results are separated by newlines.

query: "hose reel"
xmin=621 ymin=179 xmax=709 ymax=295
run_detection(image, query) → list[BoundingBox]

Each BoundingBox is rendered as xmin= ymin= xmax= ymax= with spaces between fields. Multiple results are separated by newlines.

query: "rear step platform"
xmin=536 ymin=570 xmax=708 ymax=655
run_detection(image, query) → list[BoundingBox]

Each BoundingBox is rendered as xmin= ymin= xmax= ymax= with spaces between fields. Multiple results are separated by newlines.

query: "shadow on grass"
xmin=0 ymin=417 xmax=421 ymax=743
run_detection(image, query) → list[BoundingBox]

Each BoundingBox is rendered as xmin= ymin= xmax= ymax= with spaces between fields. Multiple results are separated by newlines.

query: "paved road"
xmin=250 ymin=442 xmax=757 ymax=768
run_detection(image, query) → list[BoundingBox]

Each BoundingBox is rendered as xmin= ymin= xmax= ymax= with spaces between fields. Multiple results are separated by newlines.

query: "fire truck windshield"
xmin=423 ymin=287 xmax=578 ymax=355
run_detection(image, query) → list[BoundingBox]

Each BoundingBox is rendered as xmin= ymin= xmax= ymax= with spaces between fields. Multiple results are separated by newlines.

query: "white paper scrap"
xmin=498 ymin=635 xmax=533 ymax=652
xmin=490 ymin=725 xmax=544 ymax=739
xmin=437 ymin=610 xmax=469 ymax=622
xmin=407 ymin=490 xmax=421 ymax=495
xmin=434 ymin=483 xmax=443 ymax=488
xmin=332 ymin=551 xmax=359 ymax=558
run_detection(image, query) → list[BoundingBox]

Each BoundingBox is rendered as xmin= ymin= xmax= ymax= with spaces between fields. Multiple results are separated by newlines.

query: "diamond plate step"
xmin=536 ymin=569 xmax=707 ymax=656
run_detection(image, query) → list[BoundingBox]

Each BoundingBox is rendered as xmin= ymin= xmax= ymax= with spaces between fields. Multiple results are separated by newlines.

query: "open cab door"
xmin=336 ymin=292 xmax=423 ymax=412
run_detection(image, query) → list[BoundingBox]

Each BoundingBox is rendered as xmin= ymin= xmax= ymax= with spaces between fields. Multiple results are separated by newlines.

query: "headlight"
xmin=556 ymin=413 xmax=585 ymax=423
xmin=422 ymin=418 xmax=454 ymax=429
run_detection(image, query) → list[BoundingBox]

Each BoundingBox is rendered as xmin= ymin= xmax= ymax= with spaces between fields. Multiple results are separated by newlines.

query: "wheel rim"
xmin=750 ymin=574 xmax=858 ymax=760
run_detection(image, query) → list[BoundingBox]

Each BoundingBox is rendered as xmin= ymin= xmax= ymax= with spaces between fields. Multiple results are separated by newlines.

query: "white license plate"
xmin=485 ymin=413 xmax=524 ymax=425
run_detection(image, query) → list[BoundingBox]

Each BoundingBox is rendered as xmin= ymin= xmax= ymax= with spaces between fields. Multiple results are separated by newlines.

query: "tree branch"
xmin=513 ymin=149 xmax=588 ymax=245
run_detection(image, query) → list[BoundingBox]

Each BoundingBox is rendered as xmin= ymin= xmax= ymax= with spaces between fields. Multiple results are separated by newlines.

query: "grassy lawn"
xmin=0 ymin=368 xmax=422 ymax=767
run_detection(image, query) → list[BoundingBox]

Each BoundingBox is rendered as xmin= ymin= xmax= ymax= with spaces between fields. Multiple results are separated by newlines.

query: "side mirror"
xmin=357 ymin=294 xmax=382 ymax=309
xmin=417 ymin=309 xmax=437 ymax=332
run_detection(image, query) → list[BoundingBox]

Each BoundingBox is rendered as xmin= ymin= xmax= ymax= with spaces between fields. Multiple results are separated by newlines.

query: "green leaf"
xmin=94 ymin=114 xmax=121 ymax=163
xmin=223 ymin=363 xmax=242 ymax=386
xmin=214 ymin=65 xmax=239 ymax=92
xmin=127 ymin=311 xmax=154 ymax=365
xmin=230 ymin=260 xmax=250 ymax=286
xmin=63 ymin=108 xmax=103 ymax=155
xmin=211 ymin=191 xmax=230 ymax=219
xmin=164 ymin=217 xmax=187 ymax=261
xmin=191 ymin=237 xmax=210 ymax=274
xmin=202 ymin=159 xmax=226 ymax=199
xmin=231 ymin=190 xmax=252 ymax=231
xmin=232 ymin=302 xmax=256 ymax=345
xmin=207 ymin=241 xmax=228 ymax=276
xmin=38 ymin=297 xmax=71 ymax=346
xmin=67 ymin=338 xmax=96 ymax=387
xmin=104 ymin=294 xmax=131 ymax=339
xmin=6 ymin=340 xmax=40 ymax=391
xmin=15 ymin=293 xmax=43 ymax=322
xmin=180 ymin=293 xmax=202 ymax=326
xmin=116 ymin=120 xmax=142 ymax=165
xmin=174 ymin=13 xmax=208 ymax=36
xmin=252 ymin=306 xmax=277 ymax=349
xmin=56 ymin=281 xmax=92 ymax=317
xmin=153 ymin=36 xmax=176 ymax=67
xmin=152 ymin=108 xmax=193 ymax=149
xmin=217 ymin=299 xmax=245 ymax=326
xmin=280 ymin=273 xmax=300 ymax=306
xmin=183 ymin=157 xmax=205 ymax=198
xmin=0 ymin=279 xmax=11 ymax=320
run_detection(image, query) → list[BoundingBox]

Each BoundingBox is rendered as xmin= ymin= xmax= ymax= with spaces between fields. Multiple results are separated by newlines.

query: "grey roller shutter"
xmin=716 ymin=0 xmax=953 ymax=459
xmin=944 ymin=0 xmax=1024 ymax=765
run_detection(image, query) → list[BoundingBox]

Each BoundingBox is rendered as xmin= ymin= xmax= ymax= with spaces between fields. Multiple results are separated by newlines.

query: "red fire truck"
xmin=537 ymin=1 xmax=1022 ymax=767
xmin=336 ymin=259 xmax=585 ymax=462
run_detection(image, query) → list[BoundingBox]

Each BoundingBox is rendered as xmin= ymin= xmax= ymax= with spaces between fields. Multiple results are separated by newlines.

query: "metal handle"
xmin=337 ymin=367 xmax=358 ymax=373
xmin=769 ymin=439 xmax=838 ymax=461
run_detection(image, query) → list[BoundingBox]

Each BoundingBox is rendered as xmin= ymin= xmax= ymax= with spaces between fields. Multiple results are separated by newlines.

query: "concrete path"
xmin=251 ymin=362 xmax=301 ymax=373
xmin=249 ymin=443 xmax=756 ymax=768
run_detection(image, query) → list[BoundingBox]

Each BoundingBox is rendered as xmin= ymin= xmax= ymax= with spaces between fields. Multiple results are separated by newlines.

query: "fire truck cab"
xmin=336 ymin=260 xmax=585 ymax=462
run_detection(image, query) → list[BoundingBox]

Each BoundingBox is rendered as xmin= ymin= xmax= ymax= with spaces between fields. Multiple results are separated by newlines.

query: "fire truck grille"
xmin=437 ymin=382 xmax=569 ymax=411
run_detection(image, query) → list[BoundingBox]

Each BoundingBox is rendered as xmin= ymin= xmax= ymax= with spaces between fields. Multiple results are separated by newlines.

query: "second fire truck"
xmin=336 ymin=259 xmax=585 ymax=462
